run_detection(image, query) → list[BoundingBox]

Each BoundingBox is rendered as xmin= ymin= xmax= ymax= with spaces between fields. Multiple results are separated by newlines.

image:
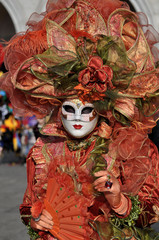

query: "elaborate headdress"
xmin=1 ymin=0 xmax=159 ymax=127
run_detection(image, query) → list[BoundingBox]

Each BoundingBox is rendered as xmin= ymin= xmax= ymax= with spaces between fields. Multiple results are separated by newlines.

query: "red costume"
xmin=19 ymin=112 xmax=159 ymax=239
xmin=1 ymin=0 xmax=159 ymax=239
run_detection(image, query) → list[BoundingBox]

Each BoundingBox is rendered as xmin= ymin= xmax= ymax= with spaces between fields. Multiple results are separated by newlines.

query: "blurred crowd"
xmin=0 ymin=87 xmax=45 ymax=164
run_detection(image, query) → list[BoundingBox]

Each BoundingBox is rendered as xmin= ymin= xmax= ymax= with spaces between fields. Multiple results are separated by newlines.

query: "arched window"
xmin=0 ymin=3 xmax=15 ymax=41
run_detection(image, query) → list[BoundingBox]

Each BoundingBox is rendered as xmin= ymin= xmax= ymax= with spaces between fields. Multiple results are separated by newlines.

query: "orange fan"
xmin=44 ymin=177 xmax=89 ymax=240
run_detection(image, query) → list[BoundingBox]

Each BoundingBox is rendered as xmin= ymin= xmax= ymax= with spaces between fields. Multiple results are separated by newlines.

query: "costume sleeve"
xmin=19 ymin=148 xmax=36 ymax=225
xmin=137 ymin=141 xmax=159 ymax=226
xmin=119 ymin=140 xmax=159 ymax=227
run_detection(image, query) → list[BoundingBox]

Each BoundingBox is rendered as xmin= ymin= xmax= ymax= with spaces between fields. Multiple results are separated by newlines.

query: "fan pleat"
xmin=46 ymin=178 xmax=59 ymax=202
xmin=60 ymin=229 xmax=86 ymax=240
xmin=44 ymin=199 xmax=60 ymax=231
xmin=44 ymin=177 xmax=87 ymax=240
xmin=56 ymin=199 xmax=81 ymax=215
xmin=60 ymin=223 xmax=86 ymax=235
xmin=59 ymin=216 xmax=84 ymax=225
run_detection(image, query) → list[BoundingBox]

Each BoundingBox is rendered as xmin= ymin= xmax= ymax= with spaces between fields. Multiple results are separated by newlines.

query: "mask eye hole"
xmin=63 ymin=105 xmax=75 ymax=113
xmin=82 ymin=107 xmax=94 ymax=114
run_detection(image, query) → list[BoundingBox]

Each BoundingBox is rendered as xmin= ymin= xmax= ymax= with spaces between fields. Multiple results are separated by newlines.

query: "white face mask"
xmin=61 ymin=99 xmax=98 ymax=138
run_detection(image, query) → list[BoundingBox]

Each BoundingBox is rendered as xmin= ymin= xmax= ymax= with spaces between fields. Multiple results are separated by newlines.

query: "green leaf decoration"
xmin=76 ymin=38 xmax=97 ymax=65
xmin=134 ymin=227 xmax=159 ymax=240
xmin=91 ymin=154 xmax=107 ymax=175
xmin=27 ymin=220 xmax=40 ymax=240
xmin=48 ymin=59 xmax=78 ymax=77
xmin=97 ymin=36 xmax=136 ymax=90
xmin=30 ymin=66 xmax=54 ymax=82
xmin=93 ymin=99 xmax=112 ymax=115
xmin=93 ymin=92 xmax=118 ymax=116
xmin=31 ymin=46 xmax=79 ymax=89
xmin=113 ymin=109 xmax=131 ymax=126
xmin=86 ymin=136 xmax=109 ymax=180
xmin=54 ymin=74 xmax=78 ymax=92
xmin=89 ymin=218 xmax=159 ymax=240
xmin=35 ymin=46 xmax=77 ymax=69
xmin=111 ymin=195 xmax=141 ymax=228
xmin=136 ymin=97 xmax=159 ymax=117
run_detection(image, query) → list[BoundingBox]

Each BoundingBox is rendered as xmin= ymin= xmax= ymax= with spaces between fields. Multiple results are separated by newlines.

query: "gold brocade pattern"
xmin=66 ymin=136 xmax=96 ymax=151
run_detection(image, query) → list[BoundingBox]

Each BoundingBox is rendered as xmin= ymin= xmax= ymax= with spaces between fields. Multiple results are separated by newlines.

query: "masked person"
xmin=1 ymin=0 xmax=159 ymax=239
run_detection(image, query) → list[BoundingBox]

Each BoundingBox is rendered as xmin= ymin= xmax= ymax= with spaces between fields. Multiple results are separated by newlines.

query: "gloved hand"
xmin=31 ymin=209 xmax=53 ymax=231
xmin=93 ymin=170 xmax=122 ymax=208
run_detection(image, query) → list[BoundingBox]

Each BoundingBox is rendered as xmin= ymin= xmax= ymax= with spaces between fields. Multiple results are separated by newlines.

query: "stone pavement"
xmin=0 ymin=164 xmax=29 ymax=240
xmin=0 ymin=164 xmax=159 ymax=240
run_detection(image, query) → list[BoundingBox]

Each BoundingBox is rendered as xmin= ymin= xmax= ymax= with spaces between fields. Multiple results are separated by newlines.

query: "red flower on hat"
xmin=78 ymin=56 xmax=114 ymax=93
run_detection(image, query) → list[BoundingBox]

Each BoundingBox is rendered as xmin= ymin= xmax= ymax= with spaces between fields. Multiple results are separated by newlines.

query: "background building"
xmin=0 ymin=0 xmax=159 ymax=41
